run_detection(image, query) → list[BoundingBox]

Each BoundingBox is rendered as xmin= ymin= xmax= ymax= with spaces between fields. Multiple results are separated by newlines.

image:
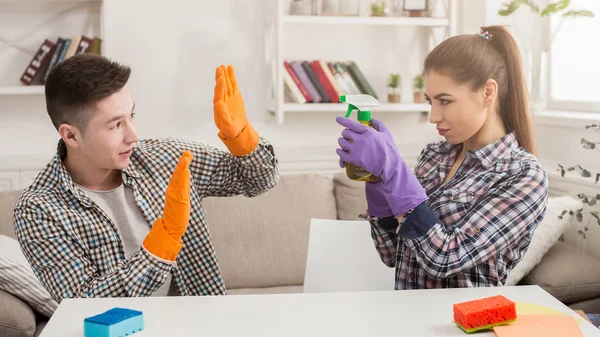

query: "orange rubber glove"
xmin=213 ymin=64 xmax=259 ymax=156
xmin=142 ymin=150 xmax=193 ymax=261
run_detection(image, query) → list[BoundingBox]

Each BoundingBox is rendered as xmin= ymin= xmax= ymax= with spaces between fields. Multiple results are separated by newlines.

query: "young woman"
xmin=335 ymin=26 xmax=548 ymax=289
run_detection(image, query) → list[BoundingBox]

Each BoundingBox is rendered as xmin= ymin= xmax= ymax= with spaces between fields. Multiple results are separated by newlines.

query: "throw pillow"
xmin=505 ymin=196 xmax=583 ymax=286
xmin=0 ymin=235 xmax=58 ymax=317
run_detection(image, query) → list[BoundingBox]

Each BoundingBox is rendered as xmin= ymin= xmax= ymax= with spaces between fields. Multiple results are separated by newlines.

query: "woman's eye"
xmin=111 ymin=122 xmax=121 ymax=130
xmin=440 ymin=99 xmax=451 ymax=106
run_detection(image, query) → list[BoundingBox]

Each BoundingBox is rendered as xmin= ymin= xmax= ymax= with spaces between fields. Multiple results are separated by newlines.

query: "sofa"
xmin=2 ymin=172 xmax=600 ymax=337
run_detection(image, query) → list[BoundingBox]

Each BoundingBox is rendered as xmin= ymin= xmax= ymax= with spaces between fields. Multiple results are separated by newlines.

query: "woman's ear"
xmin=483 ymin=79 xmax=498 ymax=106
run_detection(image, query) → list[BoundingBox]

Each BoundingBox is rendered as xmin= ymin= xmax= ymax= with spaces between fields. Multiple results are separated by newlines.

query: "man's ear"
xmin=58 ymin=124 xmax=83 ymax=149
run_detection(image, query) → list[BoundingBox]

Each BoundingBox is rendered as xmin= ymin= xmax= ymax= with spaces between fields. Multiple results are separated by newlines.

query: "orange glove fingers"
xmin=162 ymin=150 xmax=193 ymax=241
xmin=220 ymin=64 xmax=233 ymax=97
xmin=213 ymin=71 xmax=226 ymax=104
xmin=227 ymin=65 xmax=238 ymax=94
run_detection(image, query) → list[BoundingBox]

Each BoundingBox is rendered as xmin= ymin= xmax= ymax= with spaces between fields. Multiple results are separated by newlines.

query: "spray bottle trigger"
xmin=345 ymin=103 xmax=357 ymax=118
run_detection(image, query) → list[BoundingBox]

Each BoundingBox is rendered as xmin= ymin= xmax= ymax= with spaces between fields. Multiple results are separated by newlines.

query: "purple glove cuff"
xmin=380 ymin=157 xmax=428 ymax=217
xmin=365 ymin=182 xmax=394 ymax=218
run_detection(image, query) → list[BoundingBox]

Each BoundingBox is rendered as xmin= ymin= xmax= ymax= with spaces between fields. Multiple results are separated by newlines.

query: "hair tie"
xmin=479 ymin=27 xmax=492 ymax=41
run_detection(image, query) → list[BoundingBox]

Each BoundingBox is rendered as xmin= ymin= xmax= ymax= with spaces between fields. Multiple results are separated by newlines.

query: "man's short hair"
xmin=45 ymin=54 xmax=131 ymax=133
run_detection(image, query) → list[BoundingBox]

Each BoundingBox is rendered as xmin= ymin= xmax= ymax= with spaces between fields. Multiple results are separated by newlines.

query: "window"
xmin=548 ymin=0 xmax=600 ymax=112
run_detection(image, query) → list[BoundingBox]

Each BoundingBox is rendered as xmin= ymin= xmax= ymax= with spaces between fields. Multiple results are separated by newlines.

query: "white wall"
xmin=0 ymin=0 xmax=448 ymax=173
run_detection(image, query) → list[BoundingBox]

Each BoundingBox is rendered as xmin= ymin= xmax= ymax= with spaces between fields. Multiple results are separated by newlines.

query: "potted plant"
xmin=387 ymin=73 xmax=400 ymax=103
xmin=371 ymin=1 xmax=389 ymax=17
xmin=557 ymin=122 xmax=600 ymax=239
xmin=413 ymin=75 xmax=425 ymax=103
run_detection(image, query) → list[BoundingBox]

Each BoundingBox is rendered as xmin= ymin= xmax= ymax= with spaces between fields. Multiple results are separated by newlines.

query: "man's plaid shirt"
xmin=13 ymin=137 xmax=279 ymax=303
xmin=369 ymin=132 xmax=548 ymax=289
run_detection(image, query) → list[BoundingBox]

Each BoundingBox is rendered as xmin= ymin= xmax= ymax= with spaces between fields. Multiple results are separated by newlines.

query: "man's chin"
xmin=114 ymin=158 xmax=131 ymax=170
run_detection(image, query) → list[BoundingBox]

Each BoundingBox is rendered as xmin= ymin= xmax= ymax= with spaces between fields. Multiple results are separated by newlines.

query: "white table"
xmin=40 ymin=285 xmax=600 ymax=337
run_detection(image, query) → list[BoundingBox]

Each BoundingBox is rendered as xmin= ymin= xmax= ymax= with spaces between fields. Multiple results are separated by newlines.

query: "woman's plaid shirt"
xmin=13 ymin=137 xmax=279 ymax=303
xmin=369 ymin=132 xmax=549 ymax=289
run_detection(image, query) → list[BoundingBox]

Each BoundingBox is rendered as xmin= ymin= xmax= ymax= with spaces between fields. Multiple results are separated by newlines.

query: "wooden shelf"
xmin=282 ymin=103 xmax=430 ymax=113
xmin=0 ymin=86 xmax=44 ymax=95
xmin=284 ymin=15 xmax=449 ymax=27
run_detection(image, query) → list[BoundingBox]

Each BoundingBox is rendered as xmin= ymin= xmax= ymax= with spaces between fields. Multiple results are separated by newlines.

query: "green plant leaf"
xmin=573 ymin=165 xmax=592 ymax=178
xmin=585 ymin=123 xmax=599 ymax=129
xmin=498 ymin=0 xmax=540 ymax=16
xmin=413 ymin=75 xmax=425 ymax=90
xmin=590 ymin=198 xmax=597 ymax=206
xmin=558 ymin=164 xmax=566 ymax=177
xmin=596 ymin=173 xmax=599 ymax=184
xmin=387 ymin=73 xmax=400 ymax=89
xmin=562 ymin=9 xmax=594 ymax=18
xmin=558 ymin=209 xmax=568 ymax=219
xmin=541 ymin=0 xmax=571 ymax=17
xmin=581 ymin=138 xmax=596 ymax=150
xmin=576 ymin=212 xmax=583 ymax=222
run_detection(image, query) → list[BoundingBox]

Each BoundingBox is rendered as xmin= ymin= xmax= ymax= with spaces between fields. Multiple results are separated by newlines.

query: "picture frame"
xmin=402 ymin=0 xmax=428 ymax=17
xmin=403 ymin=0 xmax=427 ymax=11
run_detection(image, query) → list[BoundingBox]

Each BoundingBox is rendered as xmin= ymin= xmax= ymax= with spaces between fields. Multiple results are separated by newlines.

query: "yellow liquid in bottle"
xmin=344 ymin=120 xmax=381 ymax=183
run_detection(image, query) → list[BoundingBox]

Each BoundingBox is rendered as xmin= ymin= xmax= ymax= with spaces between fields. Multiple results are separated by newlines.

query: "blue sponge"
xmin=84 ymin=307 xmax=144 ymax=337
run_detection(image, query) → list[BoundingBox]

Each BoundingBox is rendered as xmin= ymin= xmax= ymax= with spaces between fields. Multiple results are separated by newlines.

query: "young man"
xmin=13 ymin=54 xmax=279 ymax=303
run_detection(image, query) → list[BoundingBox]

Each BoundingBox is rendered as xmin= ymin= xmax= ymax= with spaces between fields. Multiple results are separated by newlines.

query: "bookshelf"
xmin=0 ymin=0 xmax=104 ymax=96
xmin=265 ymin=0 xmax=458 ymax=124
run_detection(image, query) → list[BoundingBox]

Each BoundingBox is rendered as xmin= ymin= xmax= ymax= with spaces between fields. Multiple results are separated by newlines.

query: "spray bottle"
xmin=340 ymin=94 xmax=381 ymax=183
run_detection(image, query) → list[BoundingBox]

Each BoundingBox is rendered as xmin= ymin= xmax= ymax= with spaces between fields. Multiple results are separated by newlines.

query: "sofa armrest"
xmin=520 ymin=241 xmax=600 ymax=304
xmin=0 ymin=289 xmax=37 ymax=337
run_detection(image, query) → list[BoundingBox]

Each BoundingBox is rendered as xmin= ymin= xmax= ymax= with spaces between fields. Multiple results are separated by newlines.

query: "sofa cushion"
xmin=0 ymin=289 xmax=36 ymax=337
xmin=203 ymin=174 xmax=337 ymax=290
xmin=520 ymin=241 xmax=600 ymax=304
xmin=0 ymin=190 xmax=22 ymax=239
xmin=227 ymin=285 xmax=303 ymax=295
xmin=505 ymin=196 xmax=582 ymax=285
xmin=0 ymin=235 xmax=59 ymax=318
xmin=568 ymin=296 xmax=600 ymax=316
xmin=333 ymin=173 xmax=367 ymax=221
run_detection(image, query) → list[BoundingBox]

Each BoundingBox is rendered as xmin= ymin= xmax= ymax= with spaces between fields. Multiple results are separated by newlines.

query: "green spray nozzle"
xmin=340 ymin=94 xmax=380 ymax=122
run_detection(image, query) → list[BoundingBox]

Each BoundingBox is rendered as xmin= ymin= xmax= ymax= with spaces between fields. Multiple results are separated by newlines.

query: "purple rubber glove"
xmin=336 ymin=116 xmax=428 ymax=217
xmin=365 ymin=181 xmax=394 ymax=217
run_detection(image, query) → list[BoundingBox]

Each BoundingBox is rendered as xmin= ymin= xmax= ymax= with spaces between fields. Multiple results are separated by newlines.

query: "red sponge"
xmin=453 ymin=295 xmax=516 ymax=333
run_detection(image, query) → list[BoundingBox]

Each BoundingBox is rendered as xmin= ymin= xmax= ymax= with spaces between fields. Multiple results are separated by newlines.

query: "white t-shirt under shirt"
xmin=78 ymin=183 xmax=177 ymax=296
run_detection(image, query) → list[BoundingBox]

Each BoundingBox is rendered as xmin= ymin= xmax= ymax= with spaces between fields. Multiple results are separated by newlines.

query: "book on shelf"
xmin=283 ymin=59 xmax=378 ymax=104
xmin=20 ymin=35 xmax=102 ymax=86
